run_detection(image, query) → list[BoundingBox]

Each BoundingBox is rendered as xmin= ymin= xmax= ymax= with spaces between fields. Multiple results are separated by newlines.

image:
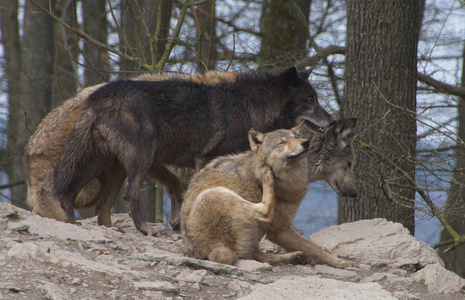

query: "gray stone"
xmin=314 ymin=264 xmax=358 ymax=279
xmin=7 ymin=242 xmax=40 ymax=260
xmin=310 ymin=218 xmax=442 ymax=269
xmin=7 ymin=215 xmax=109 ymax=242
xmin=41 ymin=282 xmax=71 ymax=300
xmin=176 ymin=269 xmax=207 ymax=283
xmin=235 ymin=259 xmax=272 ymax=272
xmin=412 ymin=263 xmax=465 ymax=294
xmin=237 ymin=275 xmax=396 ymax=300
xmin=133 ymin=281 xmax=180 ymax=293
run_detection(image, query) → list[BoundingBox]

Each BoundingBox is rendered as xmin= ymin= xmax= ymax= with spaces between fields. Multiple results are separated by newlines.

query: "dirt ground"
xmin=1 ymin=202 xmax=464 ymax=300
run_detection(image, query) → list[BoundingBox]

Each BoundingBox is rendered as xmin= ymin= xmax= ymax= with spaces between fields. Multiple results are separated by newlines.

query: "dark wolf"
xmin=181 ymin=118 xmax=357 ymax=268
xmin=54 ymin=67 xmax=334 ymax=235
xmin=23 ymin=72 xmax=236 ymax=227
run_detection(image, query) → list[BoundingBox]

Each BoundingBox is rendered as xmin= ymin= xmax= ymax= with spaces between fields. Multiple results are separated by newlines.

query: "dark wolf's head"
xmin=300 ymin=118 xmax=357 ymax=197
xmin=275 ymin=67 xmax=334 ymax=129
xmin=248 ymin=124 xmax=310 ymax=176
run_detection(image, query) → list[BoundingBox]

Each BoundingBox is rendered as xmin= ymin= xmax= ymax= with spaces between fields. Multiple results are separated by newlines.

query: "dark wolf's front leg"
xmin=267 ymin=225 xmax=355 ymax=269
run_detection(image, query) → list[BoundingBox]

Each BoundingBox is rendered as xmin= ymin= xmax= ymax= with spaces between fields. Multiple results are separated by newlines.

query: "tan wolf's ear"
xmin=291 ymin=121 xmax=305 ymax=135
xmin=248 ymin=128 xmax=265 ymax=153
xmin=334 ymin=118 xmax=357 ymax=148
xmin=294 ymin=120 xmax=323 ymax=139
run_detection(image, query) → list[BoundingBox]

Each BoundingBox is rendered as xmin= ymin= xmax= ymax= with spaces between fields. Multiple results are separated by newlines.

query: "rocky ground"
xmin=1 ymin=202 xmax=464 ymax=300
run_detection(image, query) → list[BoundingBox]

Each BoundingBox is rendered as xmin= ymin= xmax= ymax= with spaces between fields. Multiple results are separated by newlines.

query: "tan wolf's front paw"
xmin=261 ymin=165 xmax=275 ymax=185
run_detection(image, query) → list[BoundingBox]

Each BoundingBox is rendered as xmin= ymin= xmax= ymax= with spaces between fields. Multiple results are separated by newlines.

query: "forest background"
xmin=0 ymin=0 xmax=464 ymax=277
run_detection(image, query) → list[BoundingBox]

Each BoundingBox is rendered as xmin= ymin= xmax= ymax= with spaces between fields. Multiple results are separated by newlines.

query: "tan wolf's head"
xmin=301 ymin=118 xmax=357 ymax=197
xmin=248 ymin=123 xmax=310 ymax=175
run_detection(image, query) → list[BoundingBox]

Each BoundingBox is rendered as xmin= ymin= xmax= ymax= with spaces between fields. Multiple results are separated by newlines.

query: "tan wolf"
xmin=53 ymin=67 xmax=334 ymax=235
xmin=181 ymin=118 xmax=357 ymax=268
xmin=22 ymin=72 xmax=236 ymax=228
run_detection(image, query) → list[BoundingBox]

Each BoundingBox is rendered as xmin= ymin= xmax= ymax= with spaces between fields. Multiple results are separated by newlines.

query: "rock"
xmin=133 ymin=281 xmax=179 ymax=293
xmin=314 ymin=264 xmax=358 ymax=280
xmin=235 ymin=259 xmax=272 ymax=272
xmin=7 ymin=215 xmax=109 ymax=243
xmin=413 ymin=263 xmax=465 ymax=294
xmin=176 ymin=269 xmax=207 ymax=283
xmin=41 ymin=282 xmax=71 ymax=300
xmin=237 ymin=276 xmax=396 ymax=300
xmin=7 ymin=242 xmax=40 ymax=260
xmin=310 ymin=218 xmax=442 ymax=269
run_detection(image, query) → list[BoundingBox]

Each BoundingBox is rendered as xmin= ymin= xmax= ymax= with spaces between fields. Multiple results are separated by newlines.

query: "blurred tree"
xmin=82 ymin=0 xmax=110 ymax=86
xmin=439 ymin=40 xmax=465 ymax=277
xmin=260 ymin=0 xmax=311 ymax=69
xmin=339 ymin=0 xmax=422 ymax=234
xmin=194 ymin=0 xmax=217 ymax=72
xmin=3 ymin=0 xmax=56 ymax=208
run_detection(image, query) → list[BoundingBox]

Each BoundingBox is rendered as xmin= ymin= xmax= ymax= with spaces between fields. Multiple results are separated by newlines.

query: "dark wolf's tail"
xmin=54 ymin=109 xmax=109 ymax=196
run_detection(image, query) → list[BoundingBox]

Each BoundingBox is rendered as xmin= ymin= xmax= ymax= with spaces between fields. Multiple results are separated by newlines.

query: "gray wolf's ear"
xmin=298 ymin=68 xmax=313 ymax=79
xmin=281 ymin=66 xmax=299 ymax=86
xmin=333 ymin=118 xmax=356 ymax=148
xmin=249 ymin=128 xmax=265 ymax=153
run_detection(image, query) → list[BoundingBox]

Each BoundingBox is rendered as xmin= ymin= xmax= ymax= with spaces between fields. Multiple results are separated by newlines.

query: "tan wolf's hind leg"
xmin=250 ymin=166 xmax=275 ymax=223
xmin=254 ymin=251 xmax=309 ymax=265
xmin=208 ymin=240 xmax=236 ymax=265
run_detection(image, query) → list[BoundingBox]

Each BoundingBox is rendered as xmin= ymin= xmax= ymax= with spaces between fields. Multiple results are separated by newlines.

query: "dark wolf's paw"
xmin=169 ymin=218 xmax=181 ymax=231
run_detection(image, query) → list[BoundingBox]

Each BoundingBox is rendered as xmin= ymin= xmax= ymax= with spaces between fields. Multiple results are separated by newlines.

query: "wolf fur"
xmin=22 ymin=72 xmax=236 ymax=227
xmin=181 ymin=118 xmax=357 ymax=268
xmin=53 ymin=67 xmax=334 ymax=235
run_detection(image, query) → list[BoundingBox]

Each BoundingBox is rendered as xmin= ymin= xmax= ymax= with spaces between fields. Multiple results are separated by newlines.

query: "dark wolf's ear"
xmin=331 ymin=118 xmax=356 ymax=148
xmin=298 ymin=68 xmax=313 ymax=79
xmin=249 ymin=128 xmax=266 ymax=153
xmin=280 ymin=66 xmax=300 ymax=86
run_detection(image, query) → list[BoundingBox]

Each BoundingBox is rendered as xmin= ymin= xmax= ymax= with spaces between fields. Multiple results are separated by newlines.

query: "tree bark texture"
xmin=195 ymin=0 xmax=217 ymax=72
xmin=5 ymin=0 xmax=56 ymax=207
xmin=339 ymin=0 xmax=420 ymax=234
xmin=439 ymin=41 xmax=465 ymax=278
xmin=260 ymin=0 xmax=311 ymax=69
xmin=82 ymin=0 xmax=110 ymax=86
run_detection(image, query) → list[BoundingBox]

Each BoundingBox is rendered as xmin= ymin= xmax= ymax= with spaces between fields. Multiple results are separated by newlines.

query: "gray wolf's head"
xmin=300 ymin=118 xmax=357 ymax=197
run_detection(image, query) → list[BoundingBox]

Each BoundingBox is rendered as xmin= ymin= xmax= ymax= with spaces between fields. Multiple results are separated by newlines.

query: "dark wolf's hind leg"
xmin=147 ymin=164 xmax=186 ymax=230
xmin=95 ymin=164 xmax=126 ymax=227
xmin=60 ymin=158 xmax=113 ymax=223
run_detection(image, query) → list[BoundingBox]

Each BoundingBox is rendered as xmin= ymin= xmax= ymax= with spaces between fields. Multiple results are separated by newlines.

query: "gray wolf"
xmin=22 ymin=72 xmax=236 ymax=227
xmin=181 ymin=118 xmax=357 ymax=268
xmin=53 ymin=67 xmax=334 ymax=235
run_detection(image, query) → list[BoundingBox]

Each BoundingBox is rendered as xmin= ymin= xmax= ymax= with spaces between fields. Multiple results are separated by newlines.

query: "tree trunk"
xmin=119 ymin=0 xmax=172 ymax=74
xmin=53 ymin=0 xmax=78 ymax=105
xmin=260 ymin=0 xmax=310 ymax=69
xmin=6 ymin=0 xmax=56 ymax=207
xmin=0 ymin=0 xmax=21 ymax=181
xmin=338 ymin=0 xmax=420 ymax=234
xmin=438 ymin=41 xmax=465 ymax=278
xmin=82 ymin=0 xmax=110 ymax=86
xmin=195 ymin=0 xmax=217 ymax=72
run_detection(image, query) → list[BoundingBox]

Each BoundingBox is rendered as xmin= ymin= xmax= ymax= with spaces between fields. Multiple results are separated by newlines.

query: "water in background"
xmin=165 ymin=182 xmax=443 ymax=246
